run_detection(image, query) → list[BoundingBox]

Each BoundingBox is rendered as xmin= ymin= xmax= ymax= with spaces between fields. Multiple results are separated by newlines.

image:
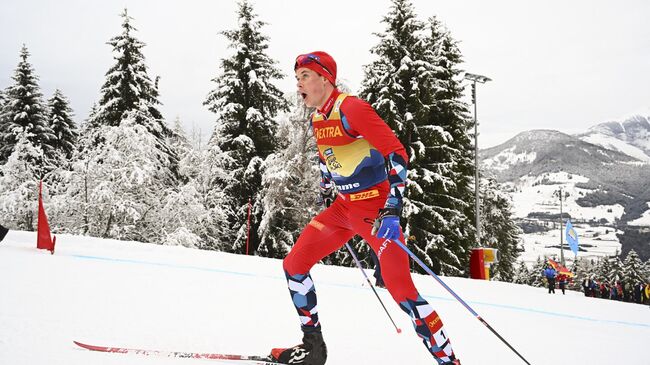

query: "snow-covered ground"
xmin=1 ymin=231 xmax=649 ymax=365
xmin=580 ymin=133 xmax=650 ymax=162
xmin=508 ymin=172 xmax=624 ymax=223
xmin=482 ymin=146 xmax=537 ymax=171
xmin=506 ymin=172 xmax=625 ymax=265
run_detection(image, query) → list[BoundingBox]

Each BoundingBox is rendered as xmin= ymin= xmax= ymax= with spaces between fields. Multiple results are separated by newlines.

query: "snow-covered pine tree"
xmin=360 ymin=0 xmax=425 ymax=137
xmin=570 ymin=257 xmax=595 ymax=291
xmin=529 ymin=256 xmax=546 ymax=287
xmin=59 ymin=10 xmax=181 ymax=242
xmin=622 ymin=249 xmax=646 ymax=285
xmin=0 ymin=45 xmax=55 ymax=173
xmin=257 ymin=93 xmax=320 ymax=258
xmin=512 ymin=261 xmax=531 ymax=285
xmin=188 ymin=140 xmax=234 ymax=251
xmin=420 ymin=16 xmax=478 ymax=276
xmin=65 ymin=105 xmax=178 ymax=241
xmin=480 ymin=178 xmax=521 ymax=281
xmin=0 ymin=88 xmax=5 ymax=159
xmin=47 ymin=89 xmax=78 ymax=161
xmin=594 ymin=256 xmax=612 ymax=282
xmin=0 ymin=88 xmax=6 ymax=115
xmin=169 ymin=116 xmax=201 ymax=182
xmin=609 ymin=256 xmax=624 ymax=283
xmin=0 ymin=132 xmax=46 ymax=229
xmin=86 ymin=9 xmax=178 ymax=177
xmin=203 ymin=0 xmax=286 ymax=254
xmin=360 ymin=0 xmax=435 ymax=272
xmin=360 ymin=2 xmax=476 ymax=275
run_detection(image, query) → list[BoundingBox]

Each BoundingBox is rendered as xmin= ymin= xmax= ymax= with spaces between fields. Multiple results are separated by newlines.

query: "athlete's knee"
xmin=378 ymin=253 xmax=417 ymax=302
xmin=283 ymin=251 xmax=312 ymax=277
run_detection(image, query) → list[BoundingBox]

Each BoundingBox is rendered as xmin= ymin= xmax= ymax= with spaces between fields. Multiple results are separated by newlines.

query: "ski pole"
xmin=344 ymin=242 xmax=402 ymax=334
xmin=391 ymin=238 xmax=531 ymax=365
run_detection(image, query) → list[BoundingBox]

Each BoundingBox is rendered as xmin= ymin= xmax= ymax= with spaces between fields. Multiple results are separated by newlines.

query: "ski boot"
xmin=270 ymin=330 xmax=327 ymax=365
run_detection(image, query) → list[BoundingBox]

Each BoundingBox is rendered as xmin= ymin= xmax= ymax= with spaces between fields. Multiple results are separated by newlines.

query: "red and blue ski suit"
xmin=283 ymin=89 xmax=458 ymax=364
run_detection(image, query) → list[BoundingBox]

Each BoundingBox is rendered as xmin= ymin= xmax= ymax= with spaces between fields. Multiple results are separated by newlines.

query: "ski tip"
xmin=73 ymin=341 xmax=95 ymax=351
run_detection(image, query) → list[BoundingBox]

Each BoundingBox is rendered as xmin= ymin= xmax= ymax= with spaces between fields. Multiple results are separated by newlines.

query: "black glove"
xmin=316 ymin=186 xmax=337 ymax=208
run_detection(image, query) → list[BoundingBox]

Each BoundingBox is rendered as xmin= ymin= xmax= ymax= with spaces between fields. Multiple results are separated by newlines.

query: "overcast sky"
xmin=1 ymin=0 xmax=649 ymax=148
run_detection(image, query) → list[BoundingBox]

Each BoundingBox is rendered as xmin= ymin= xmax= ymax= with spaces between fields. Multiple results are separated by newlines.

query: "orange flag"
xmin=37 ymin=180 xmax=55 ymax=254
xmin=547 ymin=258 xmax=573 ymax=277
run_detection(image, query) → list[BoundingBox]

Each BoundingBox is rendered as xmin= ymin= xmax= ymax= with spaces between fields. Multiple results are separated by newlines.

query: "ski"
xmin=73 ymin=341 xmax=283 ymax=364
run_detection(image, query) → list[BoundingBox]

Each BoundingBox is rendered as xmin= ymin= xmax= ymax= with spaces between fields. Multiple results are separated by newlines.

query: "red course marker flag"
xmin=36 ymin=180 xmax=55 ymax=254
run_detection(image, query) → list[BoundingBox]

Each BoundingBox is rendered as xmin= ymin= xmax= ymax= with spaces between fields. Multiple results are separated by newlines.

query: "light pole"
xmin=553 ymin=187 xmax=570 ymax=266
xmin=465 ymin=72 xmax=492 ymax=246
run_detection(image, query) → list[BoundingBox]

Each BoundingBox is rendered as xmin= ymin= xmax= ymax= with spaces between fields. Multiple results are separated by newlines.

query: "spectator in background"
xmin=610 ymin=282 xmax=618 ymax=300
xmin=634 ymin=282 xmax=643 ymax=304
xmin=645 ymin=283 xmax=650 ymax=306
xmin=557 ymin=273 xmax=568 ymax=295
xmin=543 ymin=265 xmax=557 ymax=294
xmin=0 ymin=224 xmax=8 ymax=243
xmin=589 ymin=277 xmax=598 ymax=298
xmin=616 ymin=281 xmax=623 ymax=301
xmin=623 ymin=281 xmax=632 ymax=302
xmin=582 ymin=278 xmax=591 ymax=297
xmin=600 ymin=282 xmax=609 ymax=299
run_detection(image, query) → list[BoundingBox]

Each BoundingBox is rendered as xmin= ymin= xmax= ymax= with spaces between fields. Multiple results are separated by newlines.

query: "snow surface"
xmin=1 ymin=231 xmax=649 ymax=365
xmin=628 ymin=202 xmax=650 ymax=227
xmin=580 ymin=133 xmax=650 ymax=162
xmin=482 ymin=146 xmax=537 ymax=171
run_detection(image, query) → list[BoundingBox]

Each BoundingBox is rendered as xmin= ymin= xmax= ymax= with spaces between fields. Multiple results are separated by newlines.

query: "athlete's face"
xmin=295 ymin=68 xmax=330 ymax=109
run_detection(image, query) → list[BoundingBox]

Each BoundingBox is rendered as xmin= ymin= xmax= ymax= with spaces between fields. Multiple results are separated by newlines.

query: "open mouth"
xmin=301 ymin=93 xmax=307 ymax=99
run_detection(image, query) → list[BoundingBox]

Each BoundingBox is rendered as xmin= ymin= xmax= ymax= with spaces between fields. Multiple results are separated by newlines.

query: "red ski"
xmin=73 ymin=341 xmax=282 ymax=364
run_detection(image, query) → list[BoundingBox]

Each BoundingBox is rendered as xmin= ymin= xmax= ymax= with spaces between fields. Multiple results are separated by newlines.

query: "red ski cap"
xmin=294 ymin=51 xmax=337 ymax=86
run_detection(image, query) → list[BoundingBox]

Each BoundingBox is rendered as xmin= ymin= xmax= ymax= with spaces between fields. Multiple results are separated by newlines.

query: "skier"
xmin=269 ymin=51 xmax=460 ymax=365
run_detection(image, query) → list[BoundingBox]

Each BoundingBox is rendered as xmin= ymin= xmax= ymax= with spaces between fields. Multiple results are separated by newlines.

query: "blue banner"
xmin=565 ymin=220 xmax=579 ymax=255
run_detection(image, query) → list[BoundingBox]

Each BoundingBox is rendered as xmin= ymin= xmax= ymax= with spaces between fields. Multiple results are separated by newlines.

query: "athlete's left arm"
xmin=341 ymin=98 xmax=408 ymax=212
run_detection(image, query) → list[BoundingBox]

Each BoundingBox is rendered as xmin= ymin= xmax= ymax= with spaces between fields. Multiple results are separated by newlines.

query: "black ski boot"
xmin=270 ymin=330 xmax=327 ymax=365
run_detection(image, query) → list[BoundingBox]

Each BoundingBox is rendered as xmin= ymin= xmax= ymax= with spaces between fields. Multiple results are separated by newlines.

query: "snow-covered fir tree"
xmin=0 ymin=45 xmax=55 ymax=172
xmin=529 ymin=256 xmax=546 ymax=287
xmin=90 ymin=10 xmax=162 ymax=128
xmin=594 ymin=256 xmax=613 ymax=282
xmin=55 ymin=10 xmax=182 ymax=242
xmin=47 ymin=89 xmax=78 ymax=161
xmin=512 ymin=261 xmax=531 ymax=285
xmin=203 ymin=0 xmax=286 ymax=254
xmin=188 ymin=141 xmax=234 ymax=251
xmin=62 ymin=106 xmax=178 ymax=241
xmin=570 ymin=257 xmax=595 ymax=291
xmin=622 ymin=249 xmax=646 ymax=285
xmin=0 ymin=88 xmax=6 ymax=114
xmin=169 ymin=116 xmax=201 ymax=182
xmin=609 ymin=256 xmax=624 ymax=282
xmin=257 ymin=94 xmax=320 ymax=258
xmin=0 ymin=132 xmax=46 ymax=229
xmin=86 ymin=9 xmax=178 ymax=176
xmin=480 ymin=178 xmax=521 ymax=281
xmin=360 ymin=1 xmax=475 ymax=275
